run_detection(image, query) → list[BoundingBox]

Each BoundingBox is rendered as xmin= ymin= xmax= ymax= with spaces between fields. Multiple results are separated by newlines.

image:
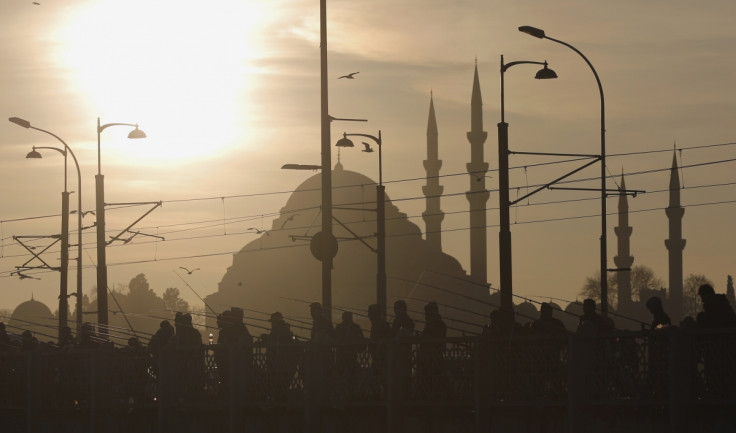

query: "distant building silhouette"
xmin=206 ymin=163 xmax=491 ymax=335
xmin=422 ymin=92 xmax=444 ymax=252
xmin=466 ymin=61 xmax=490 ymax=285
xmin=9 ymin=296 xmax=55 ymax=340
xmin=665 ymin=151 xmax=685 ymax=323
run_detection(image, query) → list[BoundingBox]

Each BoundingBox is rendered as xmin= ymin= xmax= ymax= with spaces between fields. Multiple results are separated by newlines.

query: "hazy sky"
xmin=1 ymin=0 xmax=735 ymax=315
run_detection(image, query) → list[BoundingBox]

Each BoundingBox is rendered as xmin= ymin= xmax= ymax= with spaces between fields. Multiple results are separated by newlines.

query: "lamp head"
xmin=128 ymin=125 xmax=147 ymax=139
xmin=9 ymin=117 xmax=31 ymax=129
xmin=519 ymin=26 xmax=546 ymax=39
xmin=535 ymin=61 xmax=558 ymax=79
xmin=26 ymin=147 xmax=42 ymax=159
xmin=335 ymin=133 xmax=354 ymax=148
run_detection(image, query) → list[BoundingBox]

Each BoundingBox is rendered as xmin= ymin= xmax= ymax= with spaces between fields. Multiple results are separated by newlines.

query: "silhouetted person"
xmin=576 ymin=298 xmax=614 ymax=335
xmin=20 ymin=330 xmax=38 ymax=352
xmin=309 ymin=302 xmax=334 ymax=344
xmin=216 ymin=307 xmax=254 ymax=398
xmin=263 ymin=312 xmax=296 ymax=402
xmin=417 ymin=302 xmax=447 ymax=398
xmin=644 ymin=296 xmax=671 ymax=397
xmin=697 ymin=284 xmax=736 ymax=328
xmin=0 ymin=322 xmax=15 ymax=351
xmin=482 ymin=307 xmax=523 ymax=338
xmin=58 ymin=325 xmax=76 ymax=349
xmin=334 ymin=311 xmax=366 ymax=398
xmin=335 ymin=311 xmax=365 ymax=367
xmin=391 ymin=300 xmax=415 ymax=338
xmin=149 ymin=320 xmax=174 ymax=352
xmin=696 ymin=284 xmax=736 ymax=398
xmin=78 ymin=322 xmax=99 ymax=350
xmin=170 ymin=312 xmax=205 ymax=400
xmin=527 ymin=303 xmax=567 ymax=396
xmin=645 ymin=296 xmax=671 ymax=330
xmin=305 ymin=302 xmax=334 ymax=417
xmin=530 ymin=303 xmax=567 ymax=335
xmin=368 ymin=303 xmax=391 ymax=395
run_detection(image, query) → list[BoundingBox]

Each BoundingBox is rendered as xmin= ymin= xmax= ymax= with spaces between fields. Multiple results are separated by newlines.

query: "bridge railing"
xmin=1 ymin=327 xmax=734 ymax=432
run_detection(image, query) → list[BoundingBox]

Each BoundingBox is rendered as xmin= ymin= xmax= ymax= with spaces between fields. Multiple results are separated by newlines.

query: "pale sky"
xmin=1 ymin=0 xmax=735 ymax=314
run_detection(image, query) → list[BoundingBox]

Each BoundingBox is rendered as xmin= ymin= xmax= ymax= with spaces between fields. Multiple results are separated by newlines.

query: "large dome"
xmin=206 ymin=164 xmax=492 ymax=337
xmin=9 ymin=297 xmax=55 ymax=341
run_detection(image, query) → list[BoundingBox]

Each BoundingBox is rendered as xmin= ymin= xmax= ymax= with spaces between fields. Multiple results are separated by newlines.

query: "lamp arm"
xmin=543 ymin=35 xmax=604 ymax=114
xmin=344 ymin=132 xmax=381 ymax=145
xmin=501 ymin=60 xmax=547 ymax=73
xmin=32 ymin=145 xmax=66 ymax=157
xmin=98 ymin=122 xmax=138 ymax=134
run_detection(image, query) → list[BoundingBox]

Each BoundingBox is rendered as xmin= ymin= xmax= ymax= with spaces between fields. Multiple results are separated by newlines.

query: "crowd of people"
xmin=0 ymin=284 xmax=734 ymax=404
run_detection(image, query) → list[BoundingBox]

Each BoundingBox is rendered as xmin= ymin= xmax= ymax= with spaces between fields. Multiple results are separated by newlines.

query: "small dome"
xmin=9 ymin=297 xmax=55 ymax=341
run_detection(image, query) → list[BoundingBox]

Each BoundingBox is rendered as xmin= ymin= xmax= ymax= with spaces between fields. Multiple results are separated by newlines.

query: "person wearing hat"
xmin=309 ymin=302 xmax=334 ymax=344
xmin=264 ymin=312 xmax=293 ymax=344
xmin=391 ymin=300 xmax=415 ymax=338
xmin=417 ymin=301 xmax=447 ymax=396
xmin=697 ymin=284 xmax=736 ymax=328
xmin=263 ymin=312 xmax=295 ymax=401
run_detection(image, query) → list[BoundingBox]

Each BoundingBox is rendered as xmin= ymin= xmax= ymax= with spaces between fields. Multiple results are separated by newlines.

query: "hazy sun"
xmin=55 ymin=0 xmax=271 ymax=164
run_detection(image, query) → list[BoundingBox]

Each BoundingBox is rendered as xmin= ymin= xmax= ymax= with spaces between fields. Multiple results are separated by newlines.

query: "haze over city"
xmin=1 ymin=0 xmax=735 ymax=316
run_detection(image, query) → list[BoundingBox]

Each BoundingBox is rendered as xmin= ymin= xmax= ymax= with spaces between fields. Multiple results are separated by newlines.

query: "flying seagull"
xmin=362 ymin=142 xmax=374 ymax=153
xmin=338 ymin=72 xmax=359 ymax=79
xmin=281 ymin=213 xmax=300 ymax=229
xmin=247 ymin=228 xmax=270 ymax=236
xmin=179 ymin=267 xmax=200 ymax=275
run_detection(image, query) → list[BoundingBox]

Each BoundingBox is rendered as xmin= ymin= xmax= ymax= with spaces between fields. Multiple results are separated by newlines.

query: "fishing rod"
xmin=388 ymin=276 xmax=546 ymax=327
xmin=424 ymin=270 xmax=648 ymax=328
xmin=107 ymin=285 xmax=141 ymax=342
xmin=173 ymin=270 xmax=219 ymax=316
xmin=2 ymin=320 xmax=124 ymax=348
xmin=334 ymin=302 xmax=481 ymax=336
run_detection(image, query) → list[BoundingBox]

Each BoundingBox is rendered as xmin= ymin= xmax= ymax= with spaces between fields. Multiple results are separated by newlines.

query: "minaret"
xmin=466 ymin=61 xmax=489 ymax=284
xmin=665 ymin=151 xmax=685 ymax=323
xmin=614 ymin=171 xmax=634 ymax=314
xmin=422 ymin=92 xmax=444 ymax=251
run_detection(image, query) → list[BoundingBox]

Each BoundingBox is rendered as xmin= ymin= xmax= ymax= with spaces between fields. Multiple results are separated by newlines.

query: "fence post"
xmin=566 ymin=334 xmax=579 ymax=433
xmin=89 ymin=350 xmax=97 ymax=433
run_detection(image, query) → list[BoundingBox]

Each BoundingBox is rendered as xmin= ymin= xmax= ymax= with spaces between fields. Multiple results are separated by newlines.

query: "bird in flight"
xmin=32 ymin=2 xmax=40 ymax=5
xmin=179 ymin=267 xmax=200 ymax=275
xmin=247 ymin=228 xmax=270 ymax=236
xmin=338 ymin=72 xmax=359 ymax=79
xmin=362 ymin=142 xmax=374 ymax=153
xmin=281 ymin=213 xmax=300 ymax=229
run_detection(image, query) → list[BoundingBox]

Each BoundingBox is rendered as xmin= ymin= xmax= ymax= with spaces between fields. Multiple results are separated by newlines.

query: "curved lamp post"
xmin=96 ymin=118 xmax=146 ymax=334
xmin=519 ymin=25 xmax=609 ymax=316
xmin=336 ymin=131 xmax=386 ymax=319
xmin=497 ymin=56 xmax=557 ymax=311
xmin=9 ymin=117 xmax=83 ymax=339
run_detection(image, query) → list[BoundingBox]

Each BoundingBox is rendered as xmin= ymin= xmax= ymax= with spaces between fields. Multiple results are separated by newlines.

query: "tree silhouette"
xmin=163 ymin=287 xmax=189 ymax=312
xmin=579 ymin=265 xmax=664 ymax=309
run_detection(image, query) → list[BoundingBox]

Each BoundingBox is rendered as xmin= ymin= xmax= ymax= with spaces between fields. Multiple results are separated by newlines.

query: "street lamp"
xmin=497 ymin=56 xmax=557 ymax=312
xmin=519 ymin=25 xmax=610 ymax=316
xmin=96 ymin=118 xmax=146 ymax=334
xmin=335 ymin=130 xmax=386 ymax=319
xmin=9 ymin=117 xmax=83 ymax=340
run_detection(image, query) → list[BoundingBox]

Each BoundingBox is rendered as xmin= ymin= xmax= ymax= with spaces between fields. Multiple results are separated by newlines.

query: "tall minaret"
xmin=466 ymin=61 xmax=489 ymax=284
xmin=665 ymin=151 xmax=685 ymax=323
xmin=614 ymin=171 xmax=634 ymax=314
xmin=422 ymin=92 xmax=444 ymax=251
